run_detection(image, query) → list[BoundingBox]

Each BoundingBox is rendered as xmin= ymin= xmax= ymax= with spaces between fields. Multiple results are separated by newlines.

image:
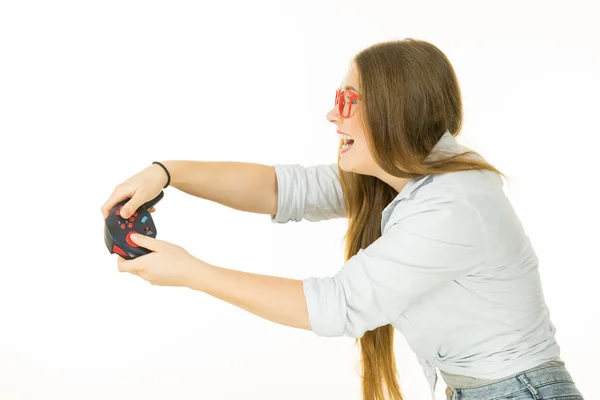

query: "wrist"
xmin=184 ymin=258 xmax=213 ymax=292
xmin=158 ymin=160 xmax=178 ymax=187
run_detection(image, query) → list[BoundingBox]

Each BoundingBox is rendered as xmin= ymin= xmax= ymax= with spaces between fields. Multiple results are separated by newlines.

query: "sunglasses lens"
xmin=343 ymin=91 xmax=351 ymax=117
xmin=335 ymin=89 xmax=356 ymax=118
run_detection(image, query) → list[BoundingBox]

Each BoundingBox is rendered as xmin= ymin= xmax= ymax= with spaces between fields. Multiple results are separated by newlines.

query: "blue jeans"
xmin=444 ymin=362 xmax=585 ymax=399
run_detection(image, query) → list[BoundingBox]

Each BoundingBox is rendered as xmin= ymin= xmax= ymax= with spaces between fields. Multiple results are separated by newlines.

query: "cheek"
xmin=350 ymin=131 xmax=365 ymax=149
xmin=347 ymin=118 xmax=365 ymax=143
xmin=353 ymin=135 xmax=375 ymax=160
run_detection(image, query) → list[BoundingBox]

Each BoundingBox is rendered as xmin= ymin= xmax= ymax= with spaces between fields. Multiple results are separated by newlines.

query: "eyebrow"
xmin=344 ymin=85 xmax=359 ymax=92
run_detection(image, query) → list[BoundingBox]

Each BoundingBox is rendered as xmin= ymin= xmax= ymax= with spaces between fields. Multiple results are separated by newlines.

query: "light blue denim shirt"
xmin=270 ymin=131 xmax=560 ymax=400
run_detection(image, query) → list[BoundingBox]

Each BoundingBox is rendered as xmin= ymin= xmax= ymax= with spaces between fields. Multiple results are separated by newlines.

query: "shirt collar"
xmin=394 ymin=130 xmax=462 ymax=201
xmin=380 ymin=130 xmax=464 ymax=231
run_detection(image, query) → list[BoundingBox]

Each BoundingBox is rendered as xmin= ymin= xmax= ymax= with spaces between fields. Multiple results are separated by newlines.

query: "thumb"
xmin=120 ymin=199 xmax=140 ymax=219
xmin=130 ymin=233 xmax=160 ymax=250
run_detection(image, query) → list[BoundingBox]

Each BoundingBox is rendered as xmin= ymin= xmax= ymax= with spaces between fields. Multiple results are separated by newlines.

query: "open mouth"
xmin=338 ymin=132 xmax=354 ymax=152
xmin=341 ymin=137 xmax=354 ymax=151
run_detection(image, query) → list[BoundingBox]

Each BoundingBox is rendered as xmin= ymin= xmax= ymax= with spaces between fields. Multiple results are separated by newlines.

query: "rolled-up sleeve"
xmin=270 ymin=163 xmax=346 ymax=223
xmin=302 ymin=193 xmax=487 ymax=338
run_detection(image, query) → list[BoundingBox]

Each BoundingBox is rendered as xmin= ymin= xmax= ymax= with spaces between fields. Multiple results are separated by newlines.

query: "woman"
xmin=101 ymin=39 xmax=585 ymax=400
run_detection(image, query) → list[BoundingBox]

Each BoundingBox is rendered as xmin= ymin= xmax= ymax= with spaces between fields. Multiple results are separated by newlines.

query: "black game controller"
xmin=104 ymin=191 xmax=164 ymax=260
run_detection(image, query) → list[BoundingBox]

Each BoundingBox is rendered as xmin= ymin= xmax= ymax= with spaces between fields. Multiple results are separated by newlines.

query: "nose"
xmin=326 ymin=107 xmax=341 ymax=124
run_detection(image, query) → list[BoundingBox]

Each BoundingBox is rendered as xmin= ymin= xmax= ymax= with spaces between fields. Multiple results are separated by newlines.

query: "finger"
xmin=117 ymin=256 xmax=141 ymax=274
xmin=102 ymin=185 xmax=131 ymax=219
xmin=119 ymin=192 xmax=143 ymax=220
xmin=148 ymin=207 xmax=156 ymax=213
xmin=129 ymin=233 xmax=162 ymax=251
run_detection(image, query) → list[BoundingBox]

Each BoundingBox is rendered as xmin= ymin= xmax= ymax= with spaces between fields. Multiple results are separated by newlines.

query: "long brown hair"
xmin=337 ymin=38 xmax=508 ymax=400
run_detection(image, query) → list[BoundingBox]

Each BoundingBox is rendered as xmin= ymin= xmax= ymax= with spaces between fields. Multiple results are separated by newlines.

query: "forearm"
xmin=187 ymin=261 xmax=312 ymax=331
xmin=160 ymin=160 xmax=278 ymax=215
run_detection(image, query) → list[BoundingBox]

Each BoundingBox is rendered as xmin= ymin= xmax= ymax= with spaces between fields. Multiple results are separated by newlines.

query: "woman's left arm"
xmin=186 ymin=262 xmax=312 ymax=331
xmin=116 ymin=232 xmax=312 ymax=331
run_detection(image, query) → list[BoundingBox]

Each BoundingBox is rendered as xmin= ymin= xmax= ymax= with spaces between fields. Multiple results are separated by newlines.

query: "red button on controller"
xmin=126 ymin=231 xmax=139 ymax=248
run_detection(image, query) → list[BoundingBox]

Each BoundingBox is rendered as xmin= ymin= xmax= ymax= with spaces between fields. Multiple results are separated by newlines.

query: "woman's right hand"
xmin=101 ymin=163 xmax=169 ymax=220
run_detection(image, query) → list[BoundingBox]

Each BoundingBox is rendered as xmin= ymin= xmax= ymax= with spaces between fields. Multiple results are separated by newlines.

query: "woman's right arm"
xmin=162 ymin=161 xmax=346 ymax=222
xmin=161 ymin=160 xmax=279 ymax=215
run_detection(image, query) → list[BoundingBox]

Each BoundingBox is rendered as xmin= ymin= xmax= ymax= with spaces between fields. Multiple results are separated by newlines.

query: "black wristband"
xmin=152 ymin=161 xmax=171 ymax=188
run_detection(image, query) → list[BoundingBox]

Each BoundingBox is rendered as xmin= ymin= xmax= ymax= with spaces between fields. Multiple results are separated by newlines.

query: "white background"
xmin=0 ymin=1 xmax=598 ymax=399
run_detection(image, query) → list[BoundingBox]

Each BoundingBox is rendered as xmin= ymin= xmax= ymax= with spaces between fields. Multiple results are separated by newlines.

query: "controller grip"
xmin=141 ymin=190 xmax=164 ymax=211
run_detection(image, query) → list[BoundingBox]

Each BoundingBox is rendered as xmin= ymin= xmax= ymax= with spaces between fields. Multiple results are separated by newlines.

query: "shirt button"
xmin=445 ymin=387 xmax=453 ymax=397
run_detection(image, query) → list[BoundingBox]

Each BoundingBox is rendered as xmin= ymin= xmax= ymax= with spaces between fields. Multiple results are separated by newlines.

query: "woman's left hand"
xmin=117 ymin=233 xmax=205 ymax=287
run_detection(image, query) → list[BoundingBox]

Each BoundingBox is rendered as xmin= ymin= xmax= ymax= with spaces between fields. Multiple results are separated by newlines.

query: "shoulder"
xmin=386 ymin=168 xmax=503 ymax=238
xmin=363 ymin=173 xmax=489 ymax=280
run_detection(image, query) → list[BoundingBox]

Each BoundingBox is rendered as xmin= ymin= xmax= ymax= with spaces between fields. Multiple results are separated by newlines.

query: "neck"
xmin=374 ymin=170 xmax=412 ymax=194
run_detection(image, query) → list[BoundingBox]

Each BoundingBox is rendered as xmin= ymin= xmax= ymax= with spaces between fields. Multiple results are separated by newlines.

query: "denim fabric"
xmin=444 ymin=362 xmax=585 ymax=400
xmin=440 ymin=357 xmax=564 ymax=389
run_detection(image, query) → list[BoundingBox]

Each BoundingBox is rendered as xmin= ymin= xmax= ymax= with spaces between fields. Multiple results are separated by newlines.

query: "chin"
xmin=339 ymin=158 xmax=363 ymax=174
xmin=339 ymin=156 xmax=378 ymax=177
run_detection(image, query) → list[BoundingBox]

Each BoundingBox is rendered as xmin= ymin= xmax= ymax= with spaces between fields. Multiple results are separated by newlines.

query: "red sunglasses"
xmin=335 ymin=88 xmax=361 ymax=118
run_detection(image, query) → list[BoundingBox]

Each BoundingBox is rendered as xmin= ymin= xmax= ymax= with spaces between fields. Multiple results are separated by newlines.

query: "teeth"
xmin=338 ymin=133 xmax=353 ymax=142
